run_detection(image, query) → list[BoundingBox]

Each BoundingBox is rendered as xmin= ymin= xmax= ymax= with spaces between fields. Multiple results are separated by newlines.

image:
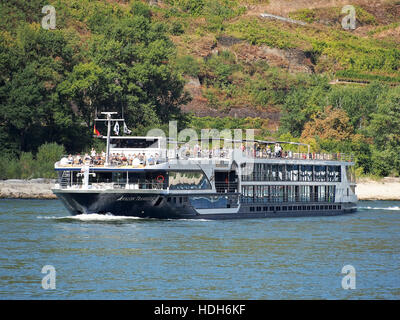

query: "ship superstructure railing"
xmin=56 ymin=151 xmax=354 ymax=168
xmin=214 ymin=182 xmax=238 ymax=193
xmin=56 ymin=180 xmax=166 ymax=190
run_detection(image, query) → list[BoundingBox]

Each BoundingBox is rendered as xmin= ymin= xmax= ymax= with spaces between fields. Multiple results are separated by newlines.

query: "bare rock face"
xmin=180 ymin=75 xmax=210 ymax=116
xmin=231 ymin=43 xmax=314 ymax=74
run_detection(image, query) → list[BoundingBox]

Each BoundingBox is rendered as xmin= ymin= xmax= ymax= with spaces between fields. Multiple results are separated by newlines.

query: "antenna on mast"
xmin=95 ymin=112 xmax=124 ymax=166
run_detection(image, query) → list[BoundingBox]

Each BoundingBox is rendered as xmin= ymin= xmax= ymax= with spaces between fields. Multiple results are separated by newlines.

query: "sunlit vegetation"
xmin=0 ymin=0 xmax=399 ymax=178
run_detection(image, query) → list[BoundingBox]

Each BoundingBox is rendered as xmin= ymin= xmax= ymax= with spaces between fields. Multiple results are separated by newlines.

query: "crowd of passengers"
xmin=60 ymin=148 xmax=161 ymax=166
xmin=175 ymin=143 xmax=291 ymax=159
xmin=60 ymin=143 xmax=297 ymax=167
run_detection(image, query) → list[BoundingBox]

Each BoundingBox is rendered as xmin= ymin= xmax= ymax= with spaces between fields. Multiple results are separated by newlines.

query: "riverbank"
xmin=1 ymin=178 xmax=400 ymax=200
xmin=0 ymin=179 xmax=57 ymax=199
xmin=356 ymin=177 xmax=400 ymax=201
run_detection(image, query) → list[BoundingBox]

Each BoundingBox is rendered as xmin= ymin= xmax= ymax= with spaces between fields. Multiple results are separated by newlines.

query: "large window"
xmin=241 ymin=185 xmax=336 ymax=204
xmin=300 ymin=185 xmax=310 ymax=202
xmin=328 ymin=166 xmax=341 ymax=182
xmin=287 ymin=186 xmax=296 ymax=202
xmin=242 ymin=185 xmax=254 ymax=203
xmin=255 ymin=185 xmax=263 ymax=202
xmin=240 ymin=163 xmax=342 ymax=183
xmin=317 ymin=186 xmax=335 ymax=202
xmin=286 ymin=165 xmax=299 ymax=181
xmin=278 ymin=165 xmax=285 ymax=181
xmin=169 ymin=171 xmax=211 ymax=190
xmin=314 ymin=166 xmax=327 ymax=182
xmin=300 ymin=165 xmax=313 ymax=182
xmin=269 ymin=186 xmax=284 ymax=203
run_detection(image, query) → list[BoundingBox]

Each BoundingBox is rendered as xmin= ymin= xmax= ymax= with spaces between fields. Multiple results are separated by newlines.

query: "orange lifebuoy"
xmin=156 ymin=175 xmax=165 ymax=183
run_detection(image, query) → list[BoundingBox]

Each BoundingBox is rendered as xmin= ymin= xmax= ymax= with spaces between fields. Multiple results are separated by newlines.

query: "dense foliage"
xmin=0 ymin=0 xmax=190 ymax=158
xmin=0 ymin=0 xmax=399 ymax=178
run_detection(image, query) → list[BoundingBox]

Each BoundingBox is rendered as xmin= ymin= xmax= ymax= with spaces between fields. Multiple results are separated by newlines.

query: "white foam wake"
xmin=37 ymin=213 xmax=144 ymax=221
xmin=37 ymin=214 xmax=211 ymax=221
xmin=358 ymin=206 xmax=400 ymax=211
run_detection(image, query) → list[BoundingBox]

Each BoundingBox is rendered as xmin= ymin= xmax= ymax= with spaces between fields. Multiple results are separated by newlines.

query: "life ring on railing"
xmin=156 ymin=175 xmax=165 ymax=184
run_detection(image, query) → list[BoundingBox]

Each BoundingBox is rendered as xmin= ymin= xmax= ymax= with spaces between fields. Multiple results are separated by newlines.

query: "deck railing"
xmin=56 ymin=151 xmax=354 ymax=168
xmin=56 ymin=180 xmax=166 ymax=190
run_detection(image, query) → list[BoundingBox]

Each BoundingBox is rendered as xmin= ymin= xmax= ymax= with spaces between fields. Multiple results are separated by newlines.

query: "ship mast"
xmin=95 ymin=112 xmax=124 ymax=166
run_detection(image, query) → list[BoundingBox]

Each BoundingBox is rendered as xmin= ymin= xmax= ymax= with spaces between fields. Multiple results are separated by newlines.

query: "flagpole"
xmin=106 ymin=114 xmax=112 ymax=165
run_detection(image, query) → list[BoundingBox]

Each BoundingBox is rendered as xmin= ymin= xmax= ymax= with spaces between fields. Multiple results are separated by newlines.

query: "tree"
xmin=327 ymin=82 xmax=385 ymax=131
xmin=280 ymin=88 xmax=323 ymax=137
xmin=86 ymin=15 xmax=190 ymax=130
xmin=58 ymin=62 xmax=110 ymax=128
xmin=367 ymin=87 xmax=400 ymax=175
xmin=0 ymin=24 xmax=84 ymax=155
xmin=301 ymin=106 xmax=355 ymax=141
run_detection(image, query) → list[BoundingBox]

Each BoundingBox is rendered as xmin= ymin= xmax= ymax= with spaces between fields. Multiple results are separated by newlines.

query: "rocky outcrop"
xmin=231 ymin=44 xmax=314 ymax=73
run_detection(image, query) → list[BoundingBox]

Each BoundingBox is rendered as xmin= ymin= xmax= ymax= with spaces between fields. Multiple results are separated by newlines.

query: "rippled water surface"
xmin=0 ymin=199 xmax=399 ymax=299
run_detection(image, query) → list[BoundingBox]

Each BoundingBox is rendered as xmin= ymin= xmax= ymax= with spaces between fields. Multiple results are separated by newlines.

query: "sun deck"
xmin=56 ymin=150 xmax=354 ymax=169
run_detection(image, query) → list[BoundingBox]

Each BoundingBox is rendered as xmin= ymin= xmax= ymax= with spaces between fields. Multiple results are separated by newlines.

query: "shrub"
xmin=131 ymin=1 xmax=152 ymax=19
xmin=170 ymin=21 xmax=185 ymax=35
xmin=175 ymin=55 xmax=200 ymax=77
xmin=35 ymin=143 xmax=66 ymax=178
xmin=0 ymin=154 xmax=18 ymax=180
xmin=19 ymin=152 xmax=35 ymax=179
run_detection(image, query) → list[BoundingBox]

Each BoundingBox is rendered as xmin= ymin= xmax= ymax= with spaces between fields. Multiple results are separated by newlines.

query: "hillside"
xmin=162 ymin=0 xmax=400 ymax=121
xmin=0 ymin=0 xmax=400 ymax=178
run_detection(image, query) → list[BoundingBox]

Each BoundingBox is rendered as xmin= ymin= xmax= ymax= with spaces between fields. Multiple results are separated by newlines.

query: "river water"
xmin=0 ymin=199 xmax=399 ymax=299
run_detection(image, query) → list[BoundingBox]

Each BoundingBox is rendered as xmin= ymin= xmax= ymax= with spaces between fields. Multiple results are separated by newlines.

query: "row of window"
xmin=241 ymin=164 xmax=341 ymax=182
xmin=241 ymin=185 xmax=336 ymax=203
xmin=69 ymin=170 xmax=212 ymax=190
xmin=248 ymin=204 xmax=342 ymax=212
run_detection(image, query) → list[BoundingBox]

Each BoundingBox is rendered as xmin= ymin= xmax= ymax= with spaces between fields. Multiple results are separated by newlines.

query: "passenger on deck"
xmin=266 ymin=145 xmax=271 ymax=158
xmin=76 ymin=154 xmax=83 ymax=165
xmin=67 ymin=154 xmax=73 ymax=164
xmin=84 ymin=153 xmax=91 ymax=164
xmin=121 ymin=153 xmax=127 ymax=165
xmin=148 ymin=154 xmax=154 ymax=165
xmin=128 ymin=154 xmax=134 ymax=165
xmin=274 ymin=143 xmax=282 ymax=158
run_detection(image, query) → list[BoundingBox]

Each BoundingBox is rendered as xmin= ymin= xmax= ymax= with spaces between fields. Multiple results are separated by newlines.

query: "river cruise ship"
xmin=52 ymin=114 xmax=357 ymax=219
